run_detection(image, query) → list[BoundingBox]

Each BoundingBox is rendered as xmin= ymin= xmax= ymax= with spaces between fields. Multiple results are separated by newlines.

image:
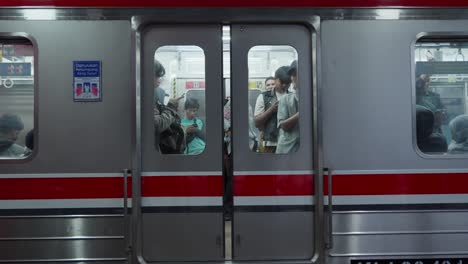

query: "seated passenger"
xmin=181 ymin=98 xmax=205 ymax=155
xmin=416 ymin=105 xmax=447 ymax=153
xmin=0 ymin=113 xmax=29 ymax=157
xmin=448 ymin=114 xmax=468 ymax=154
xmin=416 ymin=75 xmax=446 ymax=133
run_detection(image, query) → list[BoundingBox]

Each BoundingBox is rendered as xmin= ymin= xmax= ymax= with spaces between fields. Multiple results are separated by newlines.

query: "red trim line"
xmin=142 ymin=175 xmax=223 ymax=197
xmin=0 ymin=177 xmax=127 ymax=200
xmin=327 ymin=173 xmax=468 ymax=195
xmin=2 ymin=0 xmax=468 ymax=7
xmin=234 ymin=174 xmax=314 ymax=196
xmin=0 ymin=175 xmax=223 ymax=200
xmin=1 ymin=173 xmax=467 ymax=200
xmin=234 ymin=173 xmax=468 ymax=196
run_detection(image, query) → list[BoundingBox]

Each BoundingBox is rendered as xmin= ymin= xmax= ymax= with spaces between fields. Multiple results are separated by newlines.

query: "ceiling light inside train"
xmin=23 ymin=9 xmax=56 ymax=20
xmin=376 ymin=10 xmax=399 ymax=20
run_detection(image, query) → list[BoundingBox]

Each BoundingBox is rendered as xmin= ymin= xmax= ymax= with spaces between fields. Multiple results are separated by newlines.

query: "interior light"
xmin=23 ymin=9 xmax=56 ymax=20
xmin=376 ymin=10 xmax=400 ymax=20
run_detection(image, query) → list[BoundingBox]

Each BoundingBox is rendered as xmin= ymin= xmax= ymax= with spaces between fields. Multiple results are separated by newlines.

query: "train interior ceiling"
xmin=1 ymin=6 xmax=468 ymax=264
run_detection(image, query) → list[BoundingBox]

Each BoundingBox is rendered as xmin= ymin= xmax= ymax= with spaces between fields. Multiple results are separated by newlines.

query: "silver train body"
xmin=0 ymin=7 xmax=467 ymax=264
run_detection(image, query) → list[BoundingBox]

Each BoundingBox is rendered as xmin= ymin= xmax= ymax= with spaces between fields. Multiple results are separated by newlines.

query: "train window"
xmin=154 ymin=45 xmax=206 ymax=155
xmin=0 ymin=38 xmax=35 ymax=159
xmin=248 ymin=45 xmax=299 ymax=154
xmin=415 ymin=37 xmax=468 ymax=155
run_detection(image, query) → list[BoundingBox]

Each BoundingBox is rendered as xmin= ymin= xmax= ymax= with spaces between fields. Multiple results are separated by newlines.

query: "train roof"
xmin=2 ymin=0 xmax=468 ymax=7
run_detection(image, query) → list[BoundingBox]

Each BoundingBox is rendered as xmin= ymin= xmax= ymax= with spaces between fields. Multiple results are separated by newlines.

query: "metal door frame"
xmin=131 ymin=12 xmax=322 ymax=264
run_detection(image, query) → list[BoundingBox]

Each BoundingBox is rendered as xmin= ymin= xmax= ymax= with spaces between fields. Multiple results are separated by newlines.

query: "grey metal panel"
xmin=234 ymin=212 xmax=314 ymax=260
xmin=142 ymin=213 xmax=223 ymax=261
xmin=231 ymin=24 xmax=313 ymax=171
xmin=0 ymin=239 xmax=125 ymax=260
xmin=141 ymin=25 xmax=222 ymax=172
xmin=329 ymin=211 xmax=468 ymax=258
xmin=332 ymin=233 xmax=468 ymax=256
xmin=0 ymin=20 xmax=132 ymax=173
xmin=321 ymin=20 xmax=468 ymax=170
xmin=333 ymin=211 xmax=468 ymax=233
xmin=0 ymin=217 xmax=123 ymax=238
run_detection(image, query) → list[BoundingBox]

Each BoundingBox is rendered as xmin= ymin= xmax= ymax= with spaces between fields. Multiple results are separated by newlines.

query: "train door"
xmin=231 ymin=24 xmax=316 ymax=260
xmin=135 ymin=24 xmax=224 ymax=262
xmin=322 ymin=20 xmax=468 ymax=264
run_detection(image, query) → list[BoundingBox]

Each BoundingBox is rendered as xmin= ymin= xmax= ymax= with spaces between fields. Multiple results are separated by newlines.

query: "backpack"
xmin=157 ymin=103 xmax=186 ymax=154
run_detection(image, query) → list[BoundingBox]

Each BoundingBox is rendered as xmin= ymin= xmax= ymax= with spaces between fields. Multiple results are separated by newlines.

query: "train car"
xmin=1 ymin=1 xmax=468 ymax=264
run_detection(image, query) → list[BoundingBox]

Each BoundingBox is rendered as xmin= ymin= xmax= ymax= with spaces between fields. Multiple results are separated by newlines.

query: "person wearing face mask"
xmin=0 ymin=113 xmax=29 ymax=157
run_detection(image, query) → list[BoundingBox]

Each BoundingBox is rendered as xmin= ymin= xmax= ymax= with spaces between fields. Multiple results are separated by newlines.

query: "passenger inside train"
xmin=0 ymin=113 xmax=30 ymax=157
xmin=415 ymin=105 xmax=448 ymax=153
xmin=153 ymin=60 xmax=186 ymax=154
xmin=416 ymin=74 xmax=446 ymax=134
xmin=448 ymin=114 xmax=468 ymax=154
xmin=276 ymin=60 xmax=300 ymax=154
xmin=181 ymin=98 xmax=206 ymax=155
xmin=254 ymin=66 xmax=291 ymax=153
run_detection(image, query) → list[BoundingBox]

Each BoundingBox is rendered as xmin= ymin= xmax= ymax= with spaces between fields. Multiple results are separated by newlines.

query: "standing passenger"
xmin=254 ymin=66 xmax=291 ymax=153
xmin=264 ymin=76 xmax=275 ymax=91
xmin=276 ymin=60 xmax=300 ymax=154
xmin=154 ymin=60 xmax=168 ymax=105
xmin=153 ymin=60 xmax=185 ymax=154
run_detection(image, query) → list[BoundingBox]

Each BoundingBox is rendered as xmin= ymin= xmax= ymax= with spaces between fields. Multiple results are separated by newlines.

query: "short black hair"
xmin=154 ymin=60 xmax=166 ymax=78
xmin=265 ymin=77 xmax=275 ymax=84
xmin=184 ymin=98 xmax=200 ymax=110
xmin=275 ymin=66 xmax=291 ymax=86
xmin=0 ymin=113 xmax=24 ymax=134
xmin=288 ymin=60 xmax=298 ymax=77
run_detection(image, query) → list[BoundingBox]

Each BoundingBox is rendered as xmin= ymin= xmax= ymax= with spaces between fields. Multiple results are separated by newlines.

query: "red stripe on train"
xmin=2 ymin=0 xmax=468 ymax=7
xmin=234 ymin=173 xmax=468 ymax=196
xmin=234 ymin=174 xmax=314 ymax=196
xmin=327 ymin=173 xmax=468 ymax=195
xmin=0 ymin=175 xmax=222 ymax=200
xmin=1 ymin=173 xmax=468 ymax=200
xmin=0 ymin=177 xmax=126 ymax=200
xmin=142 ymin=176 xmax=222 ymax=197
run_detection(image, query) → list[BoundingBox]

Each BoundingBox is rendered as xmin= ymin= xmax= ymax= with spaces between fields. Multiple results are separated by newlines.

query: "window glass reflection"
xmin=0 ymin=40 xmax=34 ymax=159
xmin=415 ymin=39 xmax=468 ymax=154
xmin=154 ymin=45 xmax=206 ymax=155
xmin=248 ymin=45 xmax=299 ymax=154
